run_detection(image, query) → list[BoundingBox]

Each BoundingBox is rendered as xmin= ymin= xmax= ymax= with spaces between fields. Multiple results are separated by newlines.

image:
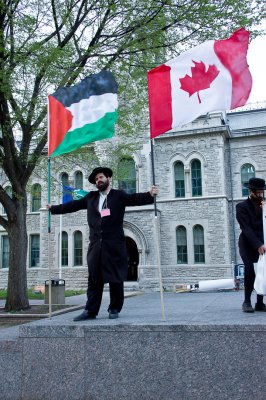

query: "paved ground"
xmin=1 ymin=289 xmax=266 ymax=341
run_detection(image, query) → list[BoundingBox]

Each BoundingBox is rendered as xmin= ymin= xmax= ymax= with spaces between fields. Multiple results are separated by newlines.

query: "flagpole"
xmin=59 ymin=216 xmax=62 ymax=279
xmin=263 ymin=203 xmax=266 ymax=246
xmin=150 ymin=138 xmax=165 ymax=321
xmin=47 ymin=157 xmax=52 ymax=319
xmin=59 ymin=184 xmax=62 ymax=279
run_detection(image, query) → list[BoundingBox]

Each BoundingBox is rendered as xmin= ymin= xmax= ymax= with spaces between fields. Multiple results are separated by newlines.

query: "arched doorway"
xmin=125 ymin=237 xmax=139 ymax=281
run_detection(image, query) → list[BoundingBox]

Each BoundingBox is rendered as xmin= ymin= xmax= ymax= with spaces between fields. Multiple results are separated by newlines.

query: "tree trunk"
xmin=5 ymin=201 xmax=29 ymax=311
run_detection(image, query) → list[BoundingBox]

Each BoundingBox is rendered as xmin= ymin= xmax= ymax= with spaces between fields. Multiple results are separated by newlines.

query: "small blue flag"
xmin=62 ymin=185 xmax=89 ymax=203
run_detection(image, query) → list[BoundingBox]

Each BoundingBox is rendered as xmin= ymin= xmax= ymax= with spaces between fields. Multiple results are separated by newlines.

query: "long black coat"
xmin=51 ymin=189 xmax=154 ymax=283
xmin=236 ymin=198 xmax=264 ymax=263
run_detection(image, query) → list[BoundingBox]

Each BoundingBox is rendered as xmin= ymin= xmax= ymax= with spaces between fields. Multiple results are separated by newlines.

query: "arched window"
xmin=62 ymin=173 xmax=73 ymax=203
xmin=241 ymin=164 xmax=255 ymax=196
xmin=30 ymin=234 xmax=40 ymax=267
xmin=31 ymin=183 xmax=42 ymax=212
xmin=193 ymin=225 xmax=205 ymax=263
xmin=176 ymin=226 xmax=187 ymax=264
xmin=191 ymin=159 xmax=202 ymax=196
xmin=5 ymin=186 xmax=12 ymax=197
xmin=174 ymin=162 xmax=185 ymax=198
xmin=2 ymin=186 xmax=12 ymax=214
xmin=1 ymin=236 xmax=9 ymax=268
xmin=75 ymin=171 xmax=83 ymax=189
xmin=74 ymin=231 xmax=83 ymax=266
xmin=117 ymin=158 xmax=136 ymax=194
xmin=61 ymin=231 xmax=68 ymax=266
xmin=61 ymin=172 xmax=69 ymax=186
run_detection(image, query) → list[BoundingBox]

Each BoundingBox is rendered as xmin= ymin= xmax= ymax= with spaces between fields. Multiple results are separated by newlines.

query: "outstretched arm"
xmin=46 ymin=195 xmax=89 ymax=215
xmin=124 ymin=185 xmax=158 ymax=207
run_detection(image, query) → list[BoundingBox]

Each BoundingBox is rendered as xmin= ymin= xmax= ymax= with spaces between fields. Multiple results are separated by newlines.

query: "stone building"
xmin=0 ymin=105 xmax=265 ymax=291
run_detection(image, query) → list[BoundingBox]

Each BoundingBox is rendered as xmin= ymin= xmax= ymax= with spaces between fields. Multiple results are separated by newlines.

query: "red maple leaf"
xmin=179 ymin=60 xmax=220 ymax=103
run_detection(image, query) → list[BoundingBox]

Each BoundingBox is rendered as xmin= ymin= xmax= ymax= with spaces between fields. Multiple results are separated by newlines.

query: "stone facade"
xmin=0 ymin=106 xmax=266 ymax=291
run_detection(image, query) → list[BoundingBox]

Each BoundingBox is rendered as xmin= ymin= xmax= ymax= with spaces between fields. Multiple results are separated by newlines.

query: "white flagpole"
xmin=59 ymin=215 xmax=62 ymax=279
xmin=263 ymin=203 xmax=266 ymax=246
xmin=48 ymin=157 xmax=52 ymax=319
xmin=59 ymin=182 xmax=62 ymax=280
xmin=150 ymin=138 xmax=165 ymax=321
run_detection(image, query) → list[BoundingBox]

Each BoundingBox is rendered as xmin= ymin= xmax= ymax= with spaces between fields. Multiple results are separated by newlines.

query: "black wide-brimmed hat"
xmin=244 ymin=177 xmax=266 ymax=190
xmin=88 ymin=167 xmax=113 ymax=184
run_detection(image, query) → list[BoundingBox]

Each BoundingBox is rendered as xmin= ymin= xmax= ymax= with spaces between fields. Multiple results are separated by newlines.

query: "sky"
xmin=247 ymin=34 xmax=266 ymax=103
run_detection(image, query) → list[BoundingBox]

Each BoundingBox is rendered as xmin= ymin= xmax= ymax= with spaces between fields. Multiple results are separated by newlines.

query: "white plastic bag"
xmin=254 ymin=254 xmax=266 ymax=295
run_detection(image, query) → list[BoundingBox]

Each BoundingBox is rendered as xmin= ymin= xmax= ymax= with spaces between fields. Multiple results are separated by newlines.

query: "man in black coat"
xmin=49 ymin=166 xmax=157 ymax=321
xmin=236 ymin=177 xmax=266 ymax=313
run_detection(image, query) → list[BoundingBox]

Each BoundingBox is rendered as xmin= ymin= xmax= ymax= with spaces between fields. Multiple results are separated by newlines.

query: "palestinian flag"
xmin=148 ymin=28 xmax=252 ymax=138
xmin=48 ymin=71 xmax=118 ymax=157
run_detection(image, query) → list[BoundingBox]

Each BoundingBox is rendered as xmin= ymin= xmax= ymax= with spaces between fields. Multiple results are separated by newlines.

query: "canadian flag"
xmin=147 ymin=28 xmax=252 ymax=139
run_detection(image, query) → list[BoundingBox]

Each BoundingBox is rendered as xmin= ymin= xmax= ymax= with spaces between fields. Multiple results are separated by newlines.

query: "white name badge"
xmin=101 ymin=208 xmax=111 ymax=217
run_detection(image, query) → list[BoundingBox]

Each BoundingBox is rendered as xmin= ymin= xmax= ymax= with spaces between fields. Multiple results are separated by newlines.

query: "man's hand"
xmin=150 ymin=185 xmax=158 ymax=197
xmin=46 ymin=204 xmax=51 ymax=210
xmin=258 ymin=245 xmax=266 ymax=255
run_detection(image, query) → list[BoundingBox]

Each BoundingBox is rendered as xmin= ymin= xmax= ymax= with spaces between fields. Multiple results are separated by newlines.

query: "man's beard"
xmin=96 ymin=180 xmax=109 ymax=192
xmin=250 ymin=192 xmax=264 ymax=204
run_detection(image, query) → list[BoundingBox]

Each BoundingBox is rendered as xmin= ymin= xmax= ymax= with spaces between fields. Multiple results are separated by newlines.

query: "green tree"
xmin=0 ymin=0 xmax=264 ymax=310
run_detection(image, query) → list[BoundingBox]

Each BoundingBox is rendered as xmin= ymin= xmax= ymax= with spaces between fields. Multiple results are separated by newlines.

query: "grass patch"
xmin=1 ymin=304 xmax=72 ymax=314
xmin=65 ymin=289 xmax=86 ymax=297
xmin=0 ymin=289 xmax=86 ymax=300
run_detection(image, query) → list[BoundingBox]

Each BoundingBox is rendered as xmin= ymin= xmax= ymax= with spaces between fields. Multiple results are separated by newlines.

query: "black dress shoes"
xmin=242 ymin=302 xmax=254 ymax=313
xmin=255 ymin=303 xmax=266 ymax=312
xmin=108 ymin=309 xmax=119 ymax=319
xmin=73 ymin=310 xmax=96 ymax=321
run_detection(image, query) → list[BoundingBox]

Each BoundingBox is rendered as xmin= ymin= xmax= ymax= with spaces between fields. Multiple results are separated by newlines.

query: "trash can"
xmin=234 ymin=264 xmax=244 ymax=289
xmin=44 ymin=278 xmax=65 ymax=305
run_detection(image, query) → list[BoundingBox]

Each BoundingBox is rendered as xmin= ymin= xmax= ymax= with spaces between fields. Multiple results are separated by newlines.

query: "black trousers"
xmin=85 ymin=274 xmax=124 ymax=316
xmin=241 ymin=253 xmax=263 ymax=304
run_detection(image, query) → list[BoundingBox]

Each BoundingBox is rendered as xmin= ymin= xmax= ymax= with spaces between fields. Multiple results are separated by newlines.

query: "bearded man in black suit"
xmin=48 ymin=166 xmax=157 ymax=321
xmin=236 ymin=177 xmax=266 ymax=313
